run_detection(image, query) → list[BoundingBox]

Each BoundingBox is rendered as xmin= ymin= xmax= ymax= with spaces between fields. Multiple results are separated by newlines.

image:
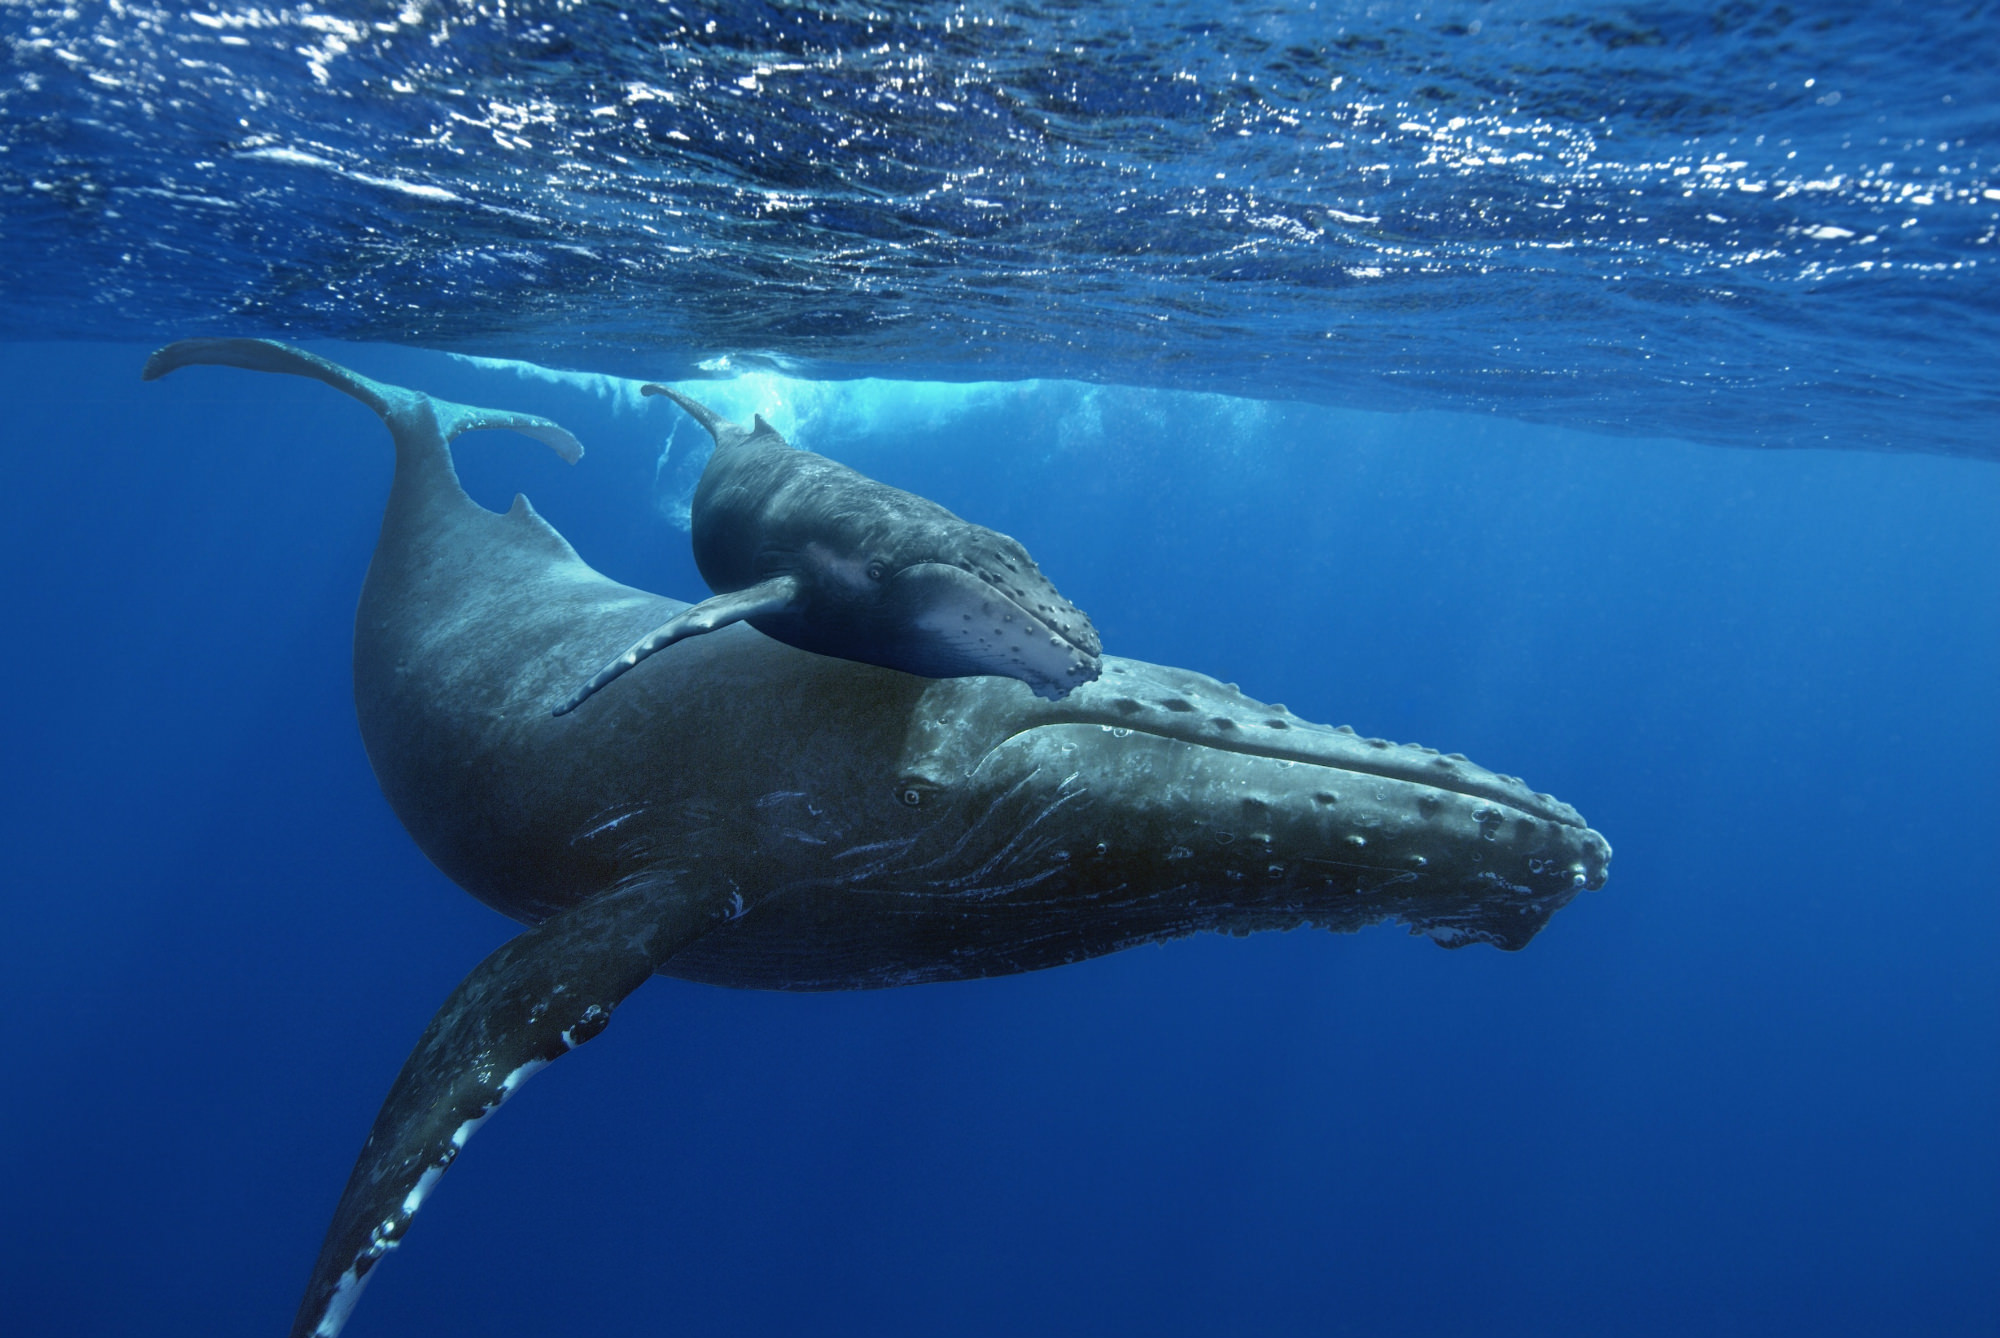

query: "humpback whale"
xmin=555 ymin=383 xmax=1101 ymax=714
xmin=141 ymin=338 xmax=1610 ymax=1338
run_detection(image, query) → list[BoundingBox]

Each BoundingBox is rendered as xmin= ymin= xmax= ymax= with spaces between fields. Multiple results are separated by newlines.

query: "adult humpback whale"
xmin=555 ymin=382 xmax=1101 ymax=715
xmin=142 ymin=338 xmax=1610 ymax=1338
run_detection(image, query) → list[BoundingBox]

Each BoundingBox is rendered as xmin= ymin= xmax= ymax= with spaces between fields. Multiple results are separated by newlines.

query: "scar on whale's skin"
xmin=554 ymin=385 xmax=1102 ymax=715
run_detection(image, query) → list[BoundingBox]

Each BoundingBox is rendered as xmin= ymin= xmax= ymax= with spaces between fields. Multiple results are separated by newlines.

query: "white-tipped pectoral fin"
xmin=553 ymin=575 xmax=802 ymax=716
xmin=288 ymin=875 xmax=730 ymax=1338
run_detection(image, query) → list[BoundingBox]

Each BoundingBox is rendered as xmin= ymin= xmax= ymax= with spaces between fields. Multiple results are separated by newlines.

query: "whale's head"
xmin=863 ymin=658 xmax=1613 ymax=973
xmin=662 ymin=651 xmax=1612 ymax=990
xmin=794 ymin=510 xmax=1102 ymax=701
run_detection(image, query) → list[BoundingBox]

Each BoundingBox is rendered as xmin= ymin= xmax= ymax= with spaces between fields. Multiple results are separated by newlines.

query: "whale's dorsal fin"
xmin=553 ymin=574 xmax=805 ymax=716
xmin=291 ymin=875 xmax=730 ymax=1338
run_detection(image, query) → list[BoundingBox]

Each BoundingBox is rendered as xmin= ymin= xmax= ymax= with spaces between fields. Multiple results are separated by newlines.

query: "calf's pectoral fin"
xmin=290 ymin=876 xmax=726 ymax=1338
xmin=553 ymin=575 xmax=803 ymax=716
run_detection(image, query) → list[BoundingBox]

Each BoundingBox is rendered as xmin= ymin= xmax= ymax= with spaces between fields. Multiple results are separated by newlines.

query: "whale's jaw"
xmin=659 ymin=657 xmax=1609 ymax=991
xmin=909 ymin=656 xmax=1611 ymax=950
xmin=900 ymin=561 xmax=1103 ymax=700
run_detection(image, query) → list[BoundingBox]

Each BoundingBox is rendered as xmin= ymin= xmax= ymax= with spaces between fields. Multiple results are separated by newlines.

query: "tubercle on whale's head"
xmin=886 ymin=661 xmax=1611 ymax=951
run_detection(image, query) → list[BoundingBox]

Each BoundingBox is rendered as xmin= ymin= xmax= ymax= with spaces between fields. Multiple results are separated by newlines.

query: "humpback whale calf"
xmin=142 ymin=338 xmax=1610 ymax=1338
xmin=555 ymin=383 xmax=1101 ymax=714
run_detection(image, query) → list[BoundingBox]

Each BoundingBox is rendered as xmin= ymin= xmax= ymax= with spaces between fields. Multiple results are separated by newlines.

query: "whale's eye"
xmin=900 ymin=787 xmax=923 ymax=808
xmin=866 ymin=559 xmax=888 ymax=582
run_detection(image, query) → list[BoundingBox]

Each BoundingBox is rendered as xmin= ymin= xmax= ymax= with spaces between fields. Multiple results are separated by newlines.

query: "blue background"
xmin=2 ymin=341 xmax=1994 ymax=1336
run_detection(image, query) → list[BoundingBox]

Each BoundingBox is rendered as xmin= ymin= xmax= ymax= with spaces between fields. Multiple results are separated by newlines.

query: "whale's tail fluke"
xmin=144 ymin=337 xmax=396 ymax=418
xmin=142 ymin=338 xmax=585 ymax=464
xmin=641 ymin=382 xmax=729 ymax=438
xmin=640 ymin=383 xmax=784 ymax=452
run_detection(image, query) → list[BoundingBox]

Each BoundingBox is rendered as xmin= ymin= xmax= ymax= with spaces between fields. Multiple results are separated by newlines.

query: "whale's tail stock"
xmin=145 ymin=338 xmax=666 ymax=1338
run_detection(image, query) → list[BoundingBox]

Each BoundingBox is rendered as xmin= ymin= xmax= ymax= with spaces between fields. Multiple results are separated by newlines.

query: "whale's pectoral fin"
xmin=290 ymin=876 xmax=724 ymax=1338
xmin=553 ymin=575 xmax=804 ymax=716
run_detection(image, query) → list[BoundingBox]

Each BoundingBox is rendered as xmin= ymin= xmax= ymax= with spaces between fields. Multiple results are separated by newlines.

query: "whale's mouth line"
xmin=980 ymin=717 xmax=1589 ymax=829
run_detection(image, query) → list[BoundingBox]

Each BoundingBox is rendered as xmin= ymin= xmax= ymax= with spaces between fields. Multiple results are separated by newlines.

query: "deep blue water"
xmin=3 ymin=3 xmax=1999 ymax=1337
xmin=3 ymin=342 xmax=1995 ymax=1336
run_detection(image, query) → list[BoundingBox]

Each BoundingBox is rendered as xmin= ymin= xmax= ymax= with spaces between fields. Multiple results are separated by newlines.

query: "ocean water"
xmin=2 ymin=5 xmax=1997 ymax=1338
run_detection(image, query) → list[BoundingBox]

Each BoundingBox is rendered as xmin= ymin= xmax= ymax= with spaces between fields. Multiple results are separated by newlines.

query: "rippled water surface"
xmin=4 ymin=1 xmax=1996 ymax=452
